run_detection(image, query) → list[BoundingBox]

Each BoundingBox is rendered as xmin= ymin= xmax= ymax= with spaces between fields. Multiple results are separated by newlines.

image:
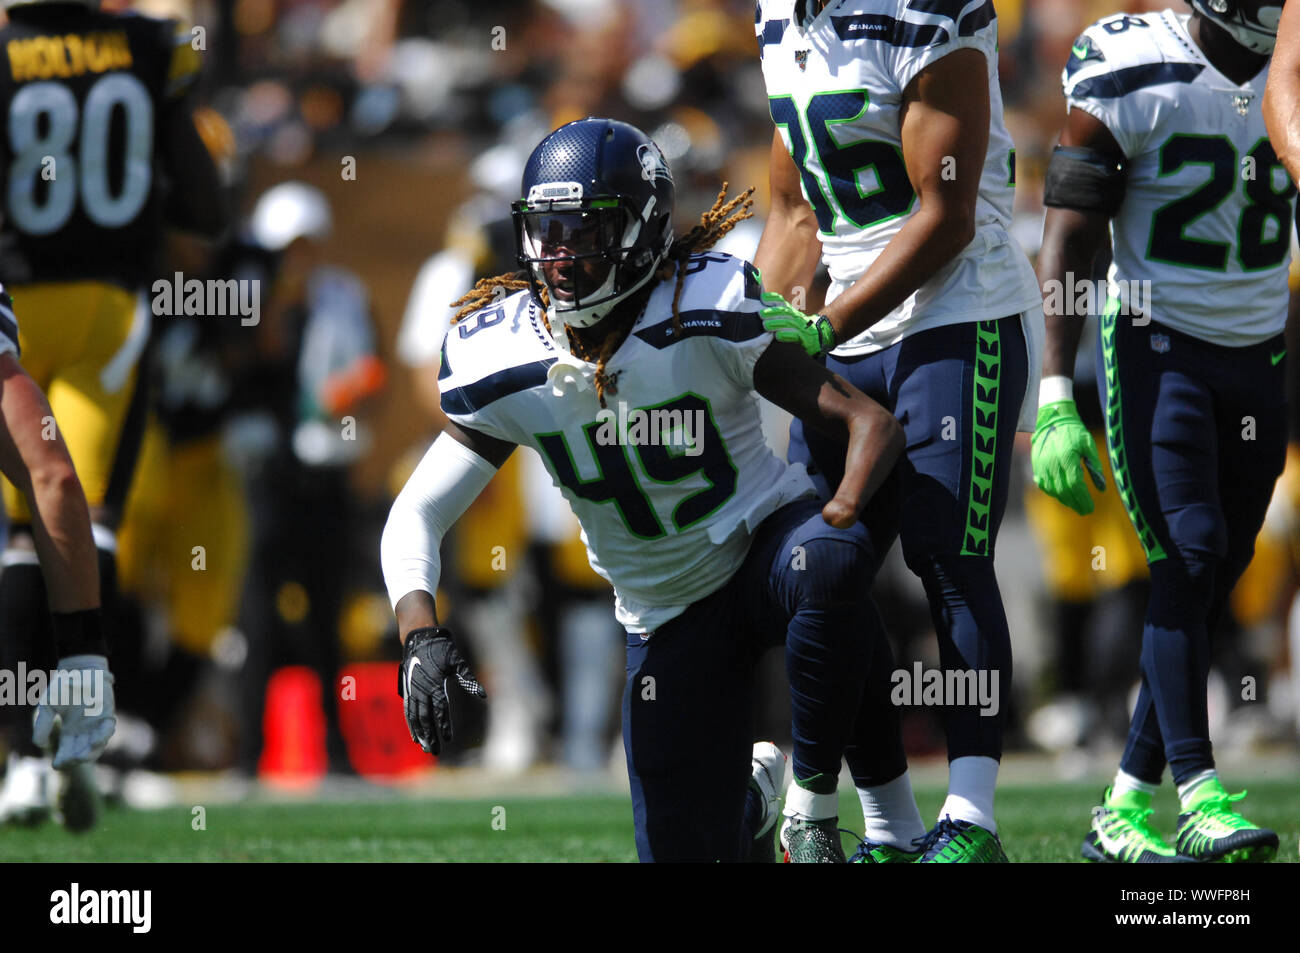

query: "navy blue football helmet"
xmin=513 ymin=118 xmax=675 ymax=329
xmin=1191 ymin=0 xmax=1284 ymax=54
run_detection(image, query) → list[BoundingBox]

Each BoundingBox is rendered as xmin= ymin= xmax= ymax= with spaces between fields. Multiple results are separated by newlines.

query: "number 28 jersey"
xmin=756 ymin=0 xmax=1041 ymax=356
xmin=1064 ymin=10 xmax=1293 ymax=346
xmin=438 ymin=254 xmax=816 ymax=632
xmin=0 ymin=6 xmax=200 ymax=289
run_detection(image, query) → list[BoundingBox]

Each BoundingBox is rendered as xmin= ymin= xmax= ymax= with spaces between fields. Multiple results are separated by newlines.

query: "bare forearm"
xmin=1037 ymin=209 xmax=1110 ymax=381
xmin=395 ymin=590 xmax=438 ymax=643
xmin=825 ymin=402 xmax=904 ymax=527
xmin=822 ymin=203 xmax=973 ymax=342
xmin=1035 ymin=241 xmax=1091 ymax=381
xmin=1265 ymin=3 xmax=1300 ymax=181
xmin=754 ymin=210 xmax=821 ymax=301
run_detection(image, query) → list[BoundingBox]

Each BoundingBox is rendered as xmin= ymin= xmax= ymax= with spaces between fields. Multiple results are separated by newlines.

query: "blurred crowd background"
xmin=7 ymin=0 xmax=1297 ymax=800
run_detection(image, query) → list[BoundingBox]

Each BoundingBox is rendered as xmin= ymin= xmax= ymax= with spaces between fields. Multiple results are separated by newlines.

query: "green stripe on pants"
xmin=962 ymin=320 xmax=1001 ymax=557
xmin=1101 ymin=295 xmax=1167 ymax=563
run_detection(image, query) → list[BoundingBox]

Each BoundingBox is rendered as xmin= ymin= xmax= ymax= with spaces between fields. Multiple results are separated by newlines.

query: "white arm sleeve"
xmin=380 ymin=432 xmax=500 ymax=611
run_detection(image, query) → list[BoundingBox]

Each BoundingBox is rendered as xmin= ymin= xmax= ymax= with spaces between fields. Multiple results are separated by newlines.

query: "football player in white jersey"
xmin=381 ymin=117 xmax=906 ymax=862
xmin=753 ymin=0 xmax=1043 ymax=861
xmin=1033 ymin=1 xmax=1285 ymax=863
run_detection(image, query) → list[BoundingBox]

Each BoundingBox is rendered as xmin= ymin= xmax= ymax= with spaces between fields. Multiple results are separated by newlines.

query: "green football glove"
xmin=1032 ymin=400 xmax=1107 ymax=516
xmin=760 ymin=292 xmax=837 ymax=358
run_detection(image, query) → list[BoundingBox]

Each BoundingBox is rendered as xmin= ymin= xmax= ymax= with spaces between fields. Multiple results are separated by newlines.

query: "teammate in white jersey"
xmin=1033 ymin=2 xmax=1285 ymax=863
xmin=753 ymin=0 xmax=1042 ymax=861
xmin=381 ymin=118 xmax=905 ymax=862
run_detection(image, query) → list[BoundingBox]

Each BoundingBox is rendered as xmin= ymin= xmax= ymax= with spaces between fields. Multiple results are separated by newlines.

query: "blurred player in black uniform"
xmin=0 ymin=0 xmax=224 ymax=820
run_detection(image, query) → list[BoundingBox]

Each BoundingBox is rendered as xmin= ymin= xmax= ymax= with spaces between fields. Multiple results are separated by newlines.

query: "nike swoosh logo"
xmin=1272 ymin=350 xmax=1286 ymax=366
xmin=406 ymin=656 xmax=420 ymax=688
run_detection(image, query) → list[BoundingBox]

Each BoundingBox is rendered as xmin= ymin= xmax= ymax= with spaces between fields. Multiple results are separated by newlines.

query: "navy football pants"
xmin=1099 ymin=309 xmax=1286 ymax=785
xmin=790 ymin=315 xmax=1028 ymax=771
xmin=622 ymin=498 xmax=882 ymax=862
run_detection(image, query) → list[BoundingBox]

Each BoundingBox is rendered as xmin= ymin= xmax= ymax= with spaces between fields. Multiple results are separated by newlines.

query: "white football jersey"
xmin=756 ymin=0 xmax=1041 ymax=355
xmin=439 ymin=253 xmax=816 ymax=632
xmin=1065 ymin=10 xmax=1295 ymax=346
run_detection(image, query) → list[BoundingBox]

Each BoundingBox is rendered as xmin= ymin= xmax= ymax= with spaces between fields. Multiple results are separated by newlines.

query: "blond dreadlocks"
xmin=449 ymin=182 xmax=755 ymax=408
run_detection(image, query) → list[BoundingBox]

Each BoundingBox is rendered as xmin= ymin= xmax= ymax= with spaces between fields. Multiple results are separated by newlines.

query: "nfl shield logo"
xmin=1151 ymin=333 xmax=1171 ymax=354
xmin=795 ymin=49 xmax=809 ymax=71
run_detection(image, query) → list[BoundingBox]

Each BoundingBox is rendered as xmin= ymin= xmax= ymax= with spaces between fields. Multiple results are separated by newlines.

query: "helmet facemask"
xmin=513 ymin=195 xmax=670 ymax=332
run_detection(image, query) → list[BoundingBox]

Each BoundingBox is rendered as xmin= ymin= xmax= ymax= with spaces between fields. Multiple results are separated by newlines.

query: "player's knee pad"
xmin=789 ymin=530 xmax=877 ymax=609
xmin=1147 ymin=551 xmax=1219 ymax=626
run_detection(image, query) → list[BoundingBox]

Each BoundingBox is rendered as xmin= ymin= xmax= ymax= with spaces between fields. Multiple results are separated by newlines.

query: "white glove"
xmin=32 ymin=654 xmax=116 ymax=769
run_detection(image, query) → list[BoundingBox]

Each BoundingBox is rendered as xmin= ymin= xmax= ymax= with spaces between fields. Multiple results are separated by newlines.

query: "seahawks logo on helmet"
xmin=637 ymin=142 xmax=672 ymax=185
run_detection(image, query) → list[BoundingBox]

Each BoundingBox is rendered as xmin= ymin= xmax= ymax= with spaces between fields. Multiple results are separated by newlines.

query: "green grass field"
xmin=2 ymin=777 xmax=1296 ymax=862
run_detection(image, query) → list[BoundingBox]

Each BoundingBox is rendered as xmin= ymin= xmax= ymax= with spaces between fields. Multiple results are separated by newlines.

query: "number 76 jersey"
xmin=756 ymin=0 xmax=1041 ymax=355
xmin=1065 ymin=10 xmax=1294 ymax=345
xmin=0 ymin=7 xmax=200 ymax=288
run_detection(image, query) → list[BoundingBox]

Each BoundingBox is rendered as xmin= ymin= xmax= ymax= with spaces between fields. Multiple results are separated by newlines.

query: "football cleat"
xmin=1081 ymin=788 xmax=1184 ymax=863
xmin=916 ymin=816 xmax=1009 ymax=863
xmin=1175 ymin=781 xmax=1278 ymax=863
xmin=780 ymin=815 xmax=847 ymax=863
xmin=0 ymin=753 xmax=54 ymax=826
xmin=747 ymin=742 xmax=787 ymax=863
xmin=849 ymin=837 xmax=921 ymax=863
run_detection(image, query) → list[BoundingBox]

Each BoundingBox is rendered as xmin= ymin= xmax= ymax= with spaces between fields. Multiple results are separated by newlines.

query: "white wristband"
xmin=1039 ymin=375 xmax=1074 ymax=407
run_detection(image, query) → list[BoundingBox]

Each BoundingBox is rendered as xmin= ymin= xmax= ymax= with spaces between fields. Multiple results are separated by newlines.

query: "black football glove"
xmin=398 ymin=626 xmax=486 ymax=754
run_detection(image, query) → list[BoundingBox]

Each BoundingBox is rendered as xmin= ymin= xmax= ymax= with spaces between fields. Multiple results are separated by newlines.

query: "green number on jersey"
xmin=535 ymin=393 xmax=737 ymax=540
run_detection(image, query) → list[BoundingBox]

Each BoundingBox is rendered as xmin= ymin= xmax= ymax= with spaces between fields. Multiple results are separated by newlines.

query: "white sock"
xmin=783 ymin=781 xmax=838 ymax=822
xmin=939 ymin=756 xmax=999 ymax=833
xmin=1112 ymin=769 xmax=1159 ymax=800
xmin=1177 ymin=769 xmax=1219 ymax=808
xmin=857 ymin=770 xmax=927 ymax=849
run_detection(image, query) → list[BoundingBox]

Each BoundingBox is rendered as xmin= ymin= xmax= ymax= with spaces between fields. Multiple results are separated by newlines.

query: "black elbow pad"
xmin=1043 ymin=145 xmax=1127 ymax=216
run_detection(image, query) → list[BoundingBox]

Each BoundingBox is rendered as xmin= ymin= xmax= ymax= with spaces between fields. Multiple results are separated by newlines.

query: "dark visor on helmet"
xmin=514 ymin=200 xmax=625 ymax=263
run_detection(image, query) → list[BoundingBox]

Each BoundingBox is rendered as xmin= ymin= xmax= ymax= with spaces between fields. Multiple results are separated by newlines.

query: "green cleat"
xmin=916 ymin=816 xmax=1008 ymax=863
xmin=849 ymin=838 xmax=921 ymax=863
xmin=780 ymin=816 xmax=847 ymax=863
xmin=1081 ymin=788 xmax=1184 ymax=863
xmin=1175 ymin=780 xmax=1278 ymax=863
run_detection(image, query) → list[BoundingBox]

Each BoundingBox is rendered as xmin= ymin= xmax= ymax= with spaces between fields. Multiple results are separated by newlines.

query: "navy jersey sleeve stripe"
xmin=441 ymin=358 xmax=556 ymax=417
xmin=958 ymin=0 xmax=996 ymax=36
xmin=634 ymin=309 xmax=766 ymax=349
xmin=1071 ymin=62 xmax=1204 ymax=100
xmin=757 ymin=18 xmax=788 ymax=55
